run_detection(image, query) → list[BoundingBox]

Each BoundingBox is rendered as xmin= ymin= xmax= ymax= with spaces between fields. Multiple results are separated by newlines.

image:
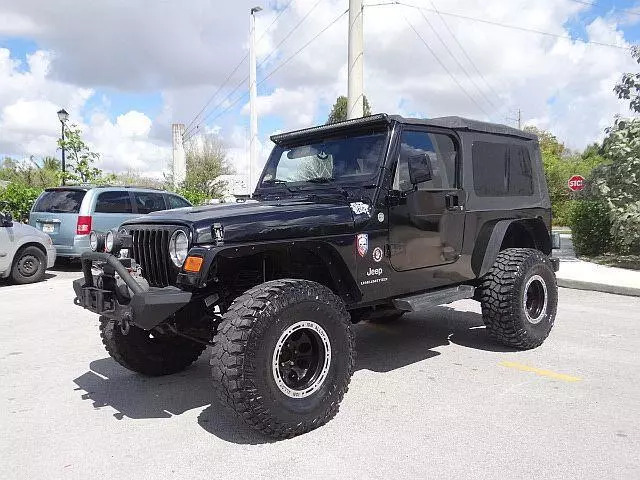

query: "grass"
xmin=584 ymin=253 xmax=640 ymax=271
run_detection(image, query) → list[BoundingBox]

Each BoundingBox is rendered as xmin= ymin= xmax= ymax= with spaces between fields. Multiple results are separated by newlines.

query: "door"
xmin=91 ymin=190 xmax=136 ymax=233
xmin=0 ymin=223 xmax=11 ymax=273
xmin=388 ymin=128 xmax=465 ymax=271
xmin=29 ymin=188 xmax=87 ymax=247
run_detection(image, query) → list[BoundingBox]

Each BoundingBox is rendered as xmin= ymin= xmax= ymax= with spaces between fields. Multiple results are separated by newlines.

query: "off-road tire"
xmin=10 ymin=245 xmax=46 ymax=284
xmin=99 ymin=314 xmax=211 ymax=376
xmin=210 ymin=279 xmax=355 ymax=439
xmin=480 ymin=248 xmax=558 ymax=349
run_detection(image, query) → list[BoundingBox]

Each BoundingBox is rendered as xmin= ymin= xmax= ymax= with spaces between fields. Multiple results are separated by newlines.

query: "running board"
xmin=393 ymin=285 xmax=475 ymax=312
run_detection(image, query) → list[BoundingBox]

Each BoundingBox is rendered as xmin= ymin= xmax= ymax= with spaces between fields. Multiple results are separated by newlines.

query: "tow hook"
xmin=120 ymin=315 xmax=131 ymax=335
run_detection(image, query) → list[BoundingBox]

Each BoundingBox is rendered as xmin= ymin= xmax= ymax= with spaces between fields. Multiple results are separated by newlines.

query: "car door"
xmin=132 ymin=191 xmax=167 ymax=214
xmin=29 ymin=188 xmax=87 ymax=247
xmin=0 ymin=221 xmax=12 ymax=273
xmin=387 ymin=127 xmax=465 ymax=271
xmin=91 ymin=190 xmax=135 ymax=233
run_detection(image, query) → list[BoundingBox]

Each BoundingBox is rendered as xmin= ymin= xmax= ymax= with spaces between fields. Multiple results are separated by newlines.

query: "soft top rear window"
xmin=33 ymin=189 xmax=86 ymax=213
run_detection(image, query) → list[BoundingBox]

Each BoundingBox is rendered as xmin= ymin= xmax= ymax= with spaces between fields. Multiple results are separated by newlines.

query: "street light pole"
xmin=249 ymin=6 xmax=262 ymax=196
xmin=57 ymin=108 xmax=69 ymax=186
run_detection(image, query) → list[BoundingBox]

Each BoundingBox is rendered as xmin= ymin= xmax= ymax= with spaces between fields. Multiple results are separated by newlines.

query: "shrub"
xmin=0 ymin=183 xmax=42 ymax=222
xmin=569 ymin=201 xmax=611 ymax=256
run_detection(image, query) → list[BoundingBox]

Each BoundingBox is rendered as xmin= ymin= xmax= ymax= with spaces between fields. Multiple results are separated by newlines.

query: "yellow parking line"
xmin=500 ymin=361 xmax=582 ymax=382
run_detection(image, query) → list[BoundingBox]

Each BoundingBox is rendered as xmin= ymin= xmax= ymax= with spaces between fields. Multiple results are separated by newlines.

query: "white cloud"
xmin=0 ymin=47 xmax=170 ymax=177
xmin=0 ymin=0 xmax=638 ymax=180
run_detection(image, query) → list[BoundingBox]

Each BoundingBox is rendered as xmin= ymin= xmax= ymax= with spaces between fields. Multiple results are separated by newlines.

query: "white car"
xmin=0 ymin=212 xmax=56 ymax=284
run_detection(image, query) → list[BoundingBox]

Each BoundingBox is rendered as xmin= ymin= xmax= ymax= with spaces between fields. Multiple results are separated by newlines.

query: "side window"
xmin=134 ymin=192 xmax=167 ymax=214
xmin=95 ymin=191 xmax=133 ymax=214
xmin=472 ymin=142 xmax=534 ymax=196
xmin=393 ymin=130 xmax=456 ymax=191
xmin=166 ymin=194 xmax=191 ymax=209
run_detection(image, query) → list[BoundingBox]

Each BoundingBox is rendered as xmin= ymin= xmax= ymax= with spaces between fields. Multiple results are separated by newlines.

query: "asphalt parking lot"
xmin=2 ymin=267 xmax=639 ymax=480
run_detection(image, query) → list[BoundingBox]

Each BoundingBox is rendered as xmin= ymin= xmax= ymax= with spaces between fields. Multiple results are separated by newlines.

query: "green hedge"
xmin=0 ymin=183 xmax=41 ymax=222
xmin=569 ymin=200 xmax=611 ymax=256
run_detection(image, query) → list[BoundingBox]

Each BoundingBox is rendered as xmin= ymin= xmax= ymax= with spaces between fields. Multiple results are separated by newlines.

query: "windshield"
xmin=33 ymin=189 xmax=86 ymax=213
xmin=259 ymin=131 xmax=387 ymax=189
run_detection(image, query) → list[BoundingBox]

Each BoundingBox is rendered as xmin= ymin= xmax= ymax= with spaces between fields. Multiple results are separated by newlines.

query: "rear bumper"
xmin=54 ymin=234 xmax=90 ymax=258
xmin=45 ymin=245 xmax=56 ymax=269
xmin=73 ymin=251 xmax=192 ymax=330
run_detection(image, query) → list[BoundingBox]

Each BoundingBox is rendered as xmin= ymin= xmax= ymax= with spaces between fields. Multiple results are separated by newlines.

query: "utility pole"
xmin=517 ymin=108 xmax=521 ymax=130
xmin=249 ymin=6 xmax=262 ymax=195
xmin=172 ymin=124 xmax=186 ymax=188
xmin=347 ymin=0 xmax=364 ymax=119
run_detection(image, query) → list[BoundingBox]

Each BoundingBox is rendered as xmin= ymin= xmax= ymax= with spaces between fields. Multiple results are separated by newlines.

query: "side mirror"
xmin=0 ymin=212 xmax=13 ymax=227
xmin=408 ymin=153 xmax=433 ymax=185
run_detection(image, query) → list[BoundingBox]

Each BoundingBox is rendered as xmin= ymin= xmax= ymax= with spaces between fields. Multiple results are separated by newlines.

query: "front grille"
xmin=128 ymin=225 xmax=179 ymax=287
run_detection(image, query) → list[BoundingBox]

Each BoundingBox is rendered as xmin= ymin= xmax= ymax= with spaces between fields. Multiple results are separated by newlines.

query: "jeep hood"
xmin=123 ymin=199 xmax=367 ymax=244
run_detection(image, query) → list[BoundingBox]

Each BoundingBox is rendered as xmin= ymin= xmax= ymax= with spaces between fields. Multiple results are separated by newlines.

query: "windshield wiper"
xmin=261 ymin=178 xmax=296 ymax=193
xmin=306 ymin=176 xmax=336 ymax=183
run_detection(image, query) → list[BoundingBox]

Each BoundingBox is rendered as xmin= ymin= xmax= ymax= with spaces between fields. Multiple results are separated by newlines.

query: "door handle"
xmin=445 ymin=194 xmax=463 ymax=211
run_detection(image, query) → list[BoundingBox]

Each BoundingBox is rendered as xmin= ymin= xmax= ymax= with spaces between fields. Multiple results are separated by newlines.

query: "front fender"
xmin=178 ymin=237 xmax=361 ymax=303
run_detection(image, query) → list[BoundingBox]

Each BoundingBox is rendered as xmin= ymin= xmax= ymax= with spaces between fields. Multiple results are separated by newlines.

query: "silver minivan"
xmin=28 ymin=186 xmax=191 ymax=259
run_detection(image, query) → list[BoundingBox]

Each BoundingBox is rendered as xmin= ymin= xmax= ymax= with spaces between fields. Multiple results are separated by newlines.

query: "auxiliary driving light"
xmin=104 ymin=229 xmax=117 ymax=253
xmin=89 ymin=231 xmax=105 ymax=252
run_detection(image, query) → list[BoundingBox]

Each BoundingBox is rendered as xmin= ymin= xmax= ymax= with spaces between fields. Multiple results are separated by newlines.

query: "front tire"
xmin=10 ymin=246 xmax=46 ymax=284
xmin=480 ymin=248 xmax=558 ymax=349
xmin=210 ymin=279 xmax=355 ymax=439
xmin=99 ymin=313 xmax=212 ymax=376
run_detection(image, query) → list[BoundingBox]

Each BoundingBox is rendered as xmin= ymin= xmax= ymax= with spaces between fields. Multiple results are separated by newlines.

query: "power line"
xmin=402 ymin=13 xmax=492 ymax=117
xmin=367 ymin=1 xmax=631 ymax=50
xmin=183 ymin=9 xmax=348 ymax=143
xmin=184 ymin=0 xmax=324 ymax=139
xmin=183 ymin=1 xmax=295 ymax=135
xmin=415 ymin=7 xmax=499 ymax=110
xmin=424 ymin=0 xmax=504 ymax=107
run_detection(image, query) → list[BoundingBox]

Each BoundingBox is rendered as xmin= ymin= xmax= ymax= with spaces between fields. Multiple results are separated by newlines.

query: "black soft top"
xmin=271 ymin=113 xmax=536 ymax=145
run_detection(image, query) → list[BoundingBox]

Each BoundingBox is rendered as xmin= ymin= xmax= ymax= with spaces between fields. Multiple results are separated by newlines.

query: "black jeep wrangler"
xmin=73 ymin=114 xmax=559 ymax=438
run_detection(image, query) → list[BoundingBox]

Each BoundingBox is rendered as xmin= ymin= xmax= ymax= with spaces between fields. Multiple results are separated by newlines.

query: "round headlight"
xmin=89 ymin=231 xmax=99 ymax=251
xmin=105 ymin=230 xmax=115 ymax=253
xmin=169 ymin=230 xmax=189 ymax=267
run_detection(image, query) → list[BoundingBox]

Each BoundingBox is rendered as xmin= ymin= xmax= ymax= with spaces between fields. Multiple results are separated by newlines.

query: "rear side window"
xmin=33 ymin=189 xmax=86 ymax=213
xmin=472 ymin=142 xmax=534 ymax=196
xmin=134 ymin=192 xmax=166 ymax=214
xmin=166 ymin=194 xmax=191 ymax=209
xmin=95 ymin=191 xmax=133 ymax=213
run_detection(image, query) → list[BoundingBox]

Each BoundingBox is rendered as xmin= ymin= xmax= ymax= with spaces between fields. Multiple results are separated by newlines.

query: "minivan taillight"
xmin=77 ymin=215 xmax=92 ymax=235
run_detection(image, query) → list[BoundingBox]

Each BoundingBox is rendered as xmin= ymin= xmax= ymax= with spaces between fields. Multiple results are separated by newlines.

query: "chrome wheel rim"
xmin=524 ymin=274 xmax=547 ymax=324
xmin=272 ymin=321 xmax=331 ymax=398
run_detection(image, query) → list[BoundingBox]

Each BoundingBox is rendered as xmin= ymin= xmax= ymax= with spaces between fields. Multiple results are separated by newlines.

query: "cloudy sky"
xmin=0 ymin=0 xmax=638 ymax=181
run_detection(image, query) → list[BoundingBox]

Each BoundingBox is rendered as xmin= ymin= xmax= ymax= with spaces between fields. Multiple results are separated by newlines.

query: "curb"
xmin=557 ymin=278 xmax=640 ymax=297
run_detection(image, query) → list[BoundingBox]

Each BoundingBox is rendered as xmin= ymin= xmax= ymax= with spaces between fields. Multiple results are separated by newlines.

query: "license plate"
xmin=42 ymin=224 xmax=55 ymax=233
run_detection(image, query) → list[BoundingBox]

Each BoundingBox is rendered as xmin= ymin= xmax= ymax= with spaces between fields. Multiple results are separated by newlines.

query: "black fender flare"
xmin=471 ymin=218 xmax=550 ymax=278
xmin=181 ymin=239 xmax=361 ymax=303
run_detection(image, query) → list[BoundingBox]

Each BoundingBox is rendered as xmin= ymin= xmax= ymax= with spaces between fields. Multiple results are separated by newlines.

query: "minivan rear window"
xmin=95 ymin=191 xmax=133 ymax=214
xmin=33 ymin=189 xmax=86 ymax=213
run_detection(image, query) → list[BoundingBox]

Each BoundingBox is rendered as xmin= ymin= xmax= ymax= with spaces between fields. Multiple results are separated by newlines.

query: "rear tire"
xmin=480 ymin=248 xmax=557 ymax=349
xmin=210 ymin=279 xmax=355 ymax=439
xmin=10 ymin=246 xmax=46 ymax=284
xmin=99 ymin=313 xmax=212 ymax=376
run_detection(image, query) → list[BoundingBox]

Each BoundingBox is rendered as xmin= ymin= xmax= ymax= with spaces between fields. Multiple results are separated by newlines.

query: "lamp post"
xmin=57 ymin=108 xmax=69 ymax=185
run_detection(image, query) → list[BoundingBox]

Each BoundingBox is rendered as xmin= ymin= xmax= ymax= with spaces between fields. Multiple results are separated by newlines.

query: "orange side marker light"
xmin=184 ymin=256 xmax=203 ymax=273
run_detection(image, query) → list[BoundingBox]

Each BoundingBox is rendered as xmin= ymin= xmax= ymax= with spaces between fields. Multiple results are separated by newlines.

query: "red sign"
xmin=568 ymin=175 xmax=585 ymax=192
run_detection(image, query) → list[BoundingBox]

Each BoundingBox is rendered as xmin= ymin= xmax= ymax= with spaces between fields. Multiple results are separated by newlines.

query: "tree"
xmin=613 ymin=45 xmax=640 ymax=113
xmin=590 ymin=118 xmax=640 ymax=253
xmin=180 ymin=134 xmax=232 ymax=199
xmin=326 ymin=95 xmax=372 ymax=124
xmin=58 ymin=124 xmax=106 ymax=184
